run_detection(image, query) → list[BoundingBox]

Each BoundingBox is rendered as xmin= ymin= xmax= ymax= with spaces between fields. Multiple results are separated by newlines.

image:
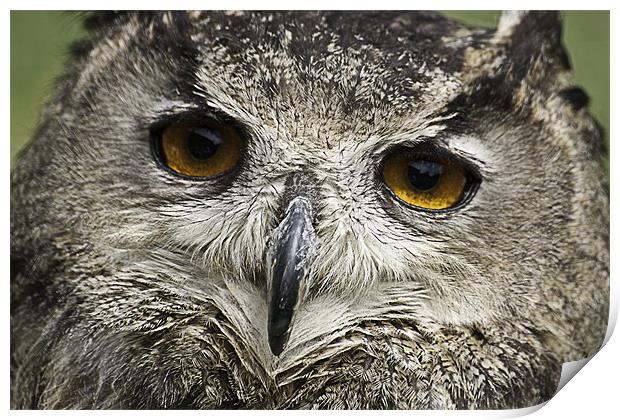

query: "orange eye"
xmin=157 ymin=121 xmax=242 ymax=177
xmin=382 ymin=153 xmax=472 ymax=210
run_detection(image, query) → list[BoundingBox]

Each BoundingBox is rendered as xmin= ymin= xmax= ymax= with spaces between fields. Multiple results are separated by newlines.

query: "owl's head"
xmin=11 ymin=11 xmax=608 ymax=409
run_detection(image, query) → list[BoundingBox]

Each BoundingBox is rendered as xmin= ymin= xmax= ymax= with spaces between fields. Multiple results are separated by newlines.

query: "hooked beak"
xmin=267 ymin=196 xmax=316 ymax=356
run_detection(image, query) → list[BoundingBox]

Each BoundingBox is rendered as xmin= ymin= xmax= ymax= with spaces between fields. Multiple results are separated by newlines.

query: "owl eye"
xmin=154 ymin=121 xmax=242 ymax=178
xmin=382 ymin=152 xmax=476 ymax=211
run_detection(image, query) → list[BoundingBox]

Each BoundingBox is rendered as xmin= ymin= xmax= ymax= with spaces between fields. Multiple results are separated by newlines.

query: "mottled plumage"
xmin=11 ymin=11 xmax=608 ymax=409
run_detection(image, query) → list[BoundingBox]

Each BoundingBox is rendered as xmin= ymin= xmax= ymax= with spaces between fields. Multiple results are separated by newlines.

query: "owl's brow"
xmin=375 ymin=134 xmax=489 ymax=176
xmin=146 ymin=98 xmax=251 ymax=130
xmin=145 ymin=100 xmax=202 ymax=123
xmin=440 ymin=137 xmax=489 ymax=169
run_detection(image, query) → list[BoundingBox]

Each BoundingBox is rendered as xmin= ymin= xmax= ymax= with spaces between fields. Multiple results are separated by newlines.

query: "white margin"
xmin=3 ymin=1 xmax=617 ymax=419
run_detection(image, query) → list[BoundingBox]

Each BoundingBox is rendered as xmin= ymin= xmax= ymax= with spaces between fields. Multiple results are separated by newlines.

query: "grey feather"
xmin=11 ymin=11 xmax=608 ymax=409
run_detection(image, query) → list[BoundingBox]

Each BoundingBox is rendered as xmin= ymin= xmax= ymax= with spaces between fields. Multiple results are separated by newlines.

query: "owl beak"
xmin=267 ymin=196 xmax=317 ymax=356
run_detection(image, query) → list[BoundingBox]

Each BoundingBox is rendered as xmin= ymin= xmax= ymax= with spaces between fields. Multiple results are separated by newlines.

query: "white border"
xmin=2 ymin=0 xmax=619 ymax=10
xmin=4 ymin=2 xmax=618 ymax=418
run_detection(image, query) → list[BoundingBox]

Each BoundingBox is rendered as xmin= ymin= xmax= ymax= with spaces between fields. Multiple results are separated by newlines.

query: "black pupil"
xmin=407 ymin=160 xmax=443 ymax=191
xmin=186 ymin=128 xmax=223 ymax=160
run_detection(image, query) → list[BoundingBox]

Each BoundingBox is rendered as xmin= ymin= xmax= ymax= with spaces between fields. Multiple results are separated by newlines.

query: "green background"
xmin=10 ymin=11 xmax=610 ymax=164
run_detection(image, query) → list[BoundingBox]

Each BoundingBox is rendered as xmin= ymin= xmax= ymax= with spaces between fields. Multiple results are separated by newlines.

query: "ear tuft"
xmin=496 ymin=11 xmax=562 ymax=40
xmin=495 ymin=10 xmax=570 ymax=72
xmin=496 ymin=11 xmax=529 ymax=38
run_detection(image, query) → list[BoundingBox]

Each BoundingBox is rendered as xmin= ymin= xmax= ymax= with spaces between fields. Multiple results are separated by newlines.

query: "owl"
xmin=10 ymin=11 xmax=609 ymax=409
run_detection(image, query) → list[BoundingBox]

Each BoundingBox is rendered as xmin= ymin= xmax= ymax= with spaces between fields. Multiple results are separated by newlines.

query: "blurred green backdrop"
xmin=10 ymin=11 xmax=609 ymax=164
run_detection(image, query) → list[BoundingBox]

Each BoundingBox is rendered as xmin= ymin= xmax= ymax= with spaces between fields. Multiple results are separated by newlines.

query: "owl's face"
xmin=11 ymin=11 xmax=608 ymax=409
